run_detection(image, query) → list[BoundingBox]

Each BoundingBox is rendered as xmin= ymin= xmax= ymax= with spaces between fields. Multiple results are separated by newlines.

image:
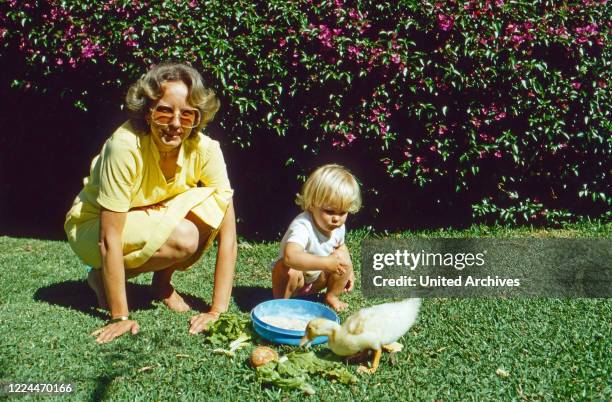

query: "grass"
xmin=0 ymin=223 xmax=610 ymax=401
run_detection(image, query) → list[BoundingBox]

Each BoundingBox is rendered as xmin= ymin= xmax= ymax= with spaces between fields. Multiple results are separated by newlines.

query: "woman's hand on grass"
xmin=188 ymin=311 xmax=220 ymax=334
xmin=91 ymin=320 xmax=140 ymax=344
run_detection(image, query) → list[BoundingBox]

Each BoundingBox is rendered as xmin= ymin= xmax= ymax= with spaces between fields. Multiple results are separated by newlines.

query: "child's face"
xmin=309 ymin=206 xmax=348 ymax=236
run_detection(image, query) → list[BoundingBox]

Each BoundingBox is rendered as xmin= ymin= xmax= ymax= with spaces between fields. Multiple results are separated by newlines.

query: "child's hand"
xmin=344 ymin=270 xmax=355 ymax=293
xmin=332 ymin=245 xmax=352 ymax=269
xmin=325 ymin=254 xmax=347 ymax=275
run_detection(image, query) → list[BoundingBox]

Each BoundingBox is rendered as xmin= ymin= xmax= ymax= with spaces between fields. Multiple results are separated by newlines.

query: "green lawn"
xmin=0 ymin=223 xmax=610 ymax=400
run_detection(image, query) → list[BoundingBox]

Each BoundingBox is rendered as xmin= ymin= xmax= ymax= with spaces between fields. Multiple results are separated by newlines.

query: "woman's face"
xmin=149 ymin=80 xmax=197 ymax=153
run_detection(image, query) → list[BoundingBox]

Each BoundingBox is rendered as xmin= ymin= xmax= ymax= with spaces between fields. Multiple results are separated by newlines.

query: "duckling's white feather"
xmin=324 ymin=298 xmax=421 ymax=356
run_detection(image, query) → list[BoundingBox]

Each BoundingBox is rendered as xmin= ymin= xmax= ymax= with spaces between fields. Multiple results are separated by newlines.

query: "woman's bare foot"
xmin=151 ymin=268 xmax=191 ymax=312
xmin=325 ymin=294 xmax=348 ymax=312
xmin=157 ymin=288 xmax=191 ymax=312
xmin=87 ymin=269 xmax=108 ymax=310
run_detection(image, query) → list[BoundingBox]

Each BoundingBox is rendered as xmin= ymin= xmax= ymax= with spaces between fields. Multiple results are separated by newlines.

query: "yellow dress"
xmin=64 ymin=121 xmax=233 ymax=269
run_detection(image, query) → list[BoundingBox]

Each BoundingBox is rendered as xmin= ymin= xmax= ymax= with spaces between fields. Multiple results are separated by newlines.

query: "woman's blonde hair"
xmin=125 ymin=62 xmax=220 ymax=135
xmin=296 ymin=164 xmax=362 ymax=213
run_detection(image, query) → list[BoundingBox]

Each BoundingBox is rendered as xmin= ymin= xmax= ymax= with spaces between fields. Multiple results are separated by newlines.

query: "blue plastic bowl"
xmin=251 ymin=299 xmax=339 ymax=345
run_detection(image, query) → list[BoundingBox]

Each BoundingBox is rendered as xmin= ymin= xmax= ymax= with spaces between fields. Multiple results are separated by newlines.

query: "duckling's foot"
xmin=324 ymin=294 xmax=348 ymax=312
xmin=357 ymin=365 xmax=378 ymax=374
xmin=382 ymin=342 xmax=404 ymax=353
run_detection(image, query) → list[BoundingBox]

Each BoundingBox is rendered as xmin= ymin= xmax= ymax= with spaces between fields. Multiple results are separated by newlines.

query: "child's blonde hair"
xmin=296 ymin=164 xmax=362 ymax=213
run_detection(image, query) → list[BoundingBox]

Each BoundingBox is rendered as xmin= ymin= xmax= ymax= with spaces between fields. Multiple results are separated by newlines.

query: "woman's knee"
xmin=167 ymin=219 xmax=200 ymax=259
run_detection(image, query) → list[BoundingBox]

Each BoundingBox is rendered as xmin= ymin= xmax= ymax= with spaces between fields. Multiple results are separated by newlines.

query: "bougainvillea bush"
xmin=1 ymin=0 xmax=610 ymax=226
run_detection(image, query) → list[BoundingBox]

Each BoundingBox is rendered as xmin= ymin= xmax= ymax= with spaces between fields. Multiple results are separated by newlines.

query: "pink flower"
xmin=571 ymin=82 xmax=582 ymax=90
xmin=279 ymin=38 xmax=286 ymax=47
xmin=437 ymin=14 xmax=454 ymax=32
xmin=345 ymin=133 xmax=356 ymax=143
xmin=81 ymin=39 xmax=99 ymax=59
xmin=56 ymin=58 xmax=63 ymax=65
xmin=347 ymin=45 xmax=361 ymax=57
xmin=348 ymin=9 xmax=360 ymax=19
xmin=438 ymin=126 xmax=448 ymax=135
xmin=415 ymin=156 xmax=425 ymax=163
xmin=494 ymin=151 xmax=503 ymax=158
xmin=189 ymin=0 xmax=197 ymax=7
xmin=390 ymin=54 xmax=401 ymax=64
xmin=429 ymin=145 xmax=437 ymax=152
xmin=494 ymin=112 xmax=507 ymax=121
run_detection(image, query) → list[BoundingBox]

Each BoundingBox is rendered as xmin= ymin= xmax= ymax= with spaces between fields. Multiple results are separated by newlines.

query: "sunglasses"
xmin=150 ymin=105 xmax=201 ymax=129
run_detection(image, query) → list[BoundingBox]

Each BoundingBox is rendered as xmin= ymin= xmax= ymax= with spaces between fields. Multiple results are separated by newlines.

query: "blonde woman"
xmin=272 ymin=164 xmax=361 ymax=311
xmin=65 ymin=63 xmax=237 ymax=343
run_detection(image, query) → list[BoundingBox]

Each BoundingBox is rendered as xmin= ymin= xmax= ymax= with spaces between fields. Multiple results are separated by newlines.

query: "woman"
xmin=64 ymin=63 xmax=237 ymax=344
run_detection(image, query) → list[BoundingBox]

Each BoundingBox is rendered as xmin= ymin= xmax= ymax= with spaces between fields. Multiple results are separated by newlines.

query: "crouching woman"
xmin=64 ymin=63 xmax=237 ymax=343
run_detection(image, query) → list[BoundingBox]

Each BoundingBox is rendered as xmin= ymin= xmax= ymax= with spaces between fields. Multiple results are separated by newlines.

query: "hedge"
xmin=1 ymin=0 xmax=610 ymax=226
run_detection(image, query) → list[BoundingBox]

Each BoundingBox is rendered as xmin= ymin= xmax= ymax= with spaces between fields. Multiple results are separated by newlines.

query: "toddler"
xmin=272 ymin=164 xmax=361 ymax=311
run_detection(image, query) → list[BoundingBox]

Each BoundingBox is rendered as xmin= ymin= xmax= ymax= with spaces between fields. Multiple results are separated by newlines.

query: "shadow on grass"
xmin=233 ymin=286 xmax=273 ymax=312
xmin=33 ymin=280 xmax=154 ymax=319
xmin=33 ymin=280 xmax=210 ymax=318
xmin=91 ymin=375 xmax=114 ymax=401
xmin=232 ymin=285 xmax=325 ymax=312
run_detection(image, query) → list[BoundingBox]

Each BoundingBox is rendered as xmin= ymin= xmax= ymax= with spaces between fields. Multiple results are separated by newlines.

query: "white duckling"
xmin=300 ymin=298 xmax=421 ymax=373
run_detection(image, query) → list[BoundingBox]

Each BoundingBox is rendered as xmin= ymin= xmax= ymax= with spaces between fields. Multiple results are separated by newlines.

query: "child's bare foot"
xmin=325 ymin=294 xmax=348 ymax=312
xmin=153 ymin=286 xmax=191 ymax=312
xmin=87 ymin=269 xmax=108 ymax=310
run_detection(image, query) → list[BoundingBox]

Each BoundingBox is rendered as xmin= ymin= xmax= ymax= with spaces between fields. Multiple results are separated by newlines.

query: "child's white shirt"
xmin=277 ymin=211 xmax=346 ymax=284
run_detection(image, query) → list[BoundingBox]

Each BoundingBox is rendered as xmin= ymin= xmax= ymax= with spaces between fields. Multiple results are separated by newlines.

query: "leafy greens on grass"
xmin=202 ymin=313 xmax=254 ymax=346
xmin=256 ymin=351 xmax=357 ymax=395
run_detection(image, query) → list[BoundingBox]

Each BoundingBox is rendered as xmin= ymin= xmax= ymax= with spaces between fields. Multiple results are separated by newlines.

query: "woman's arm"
xmin=189 ymin=201 xmax=237 ymax=334
xmin=210 ymin=201 xmax=237 ymax=314
xmin=91 ymin=209 xmax=140 ymax=343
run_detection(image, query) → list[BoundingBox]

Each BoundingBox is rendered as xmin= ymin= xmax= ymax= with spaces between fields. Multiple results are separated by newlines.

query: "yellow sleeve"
xmin=200 ymin=139 xmax=232 ymax=192
xmin=97 ymin=137 xmax=138 ymax=212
